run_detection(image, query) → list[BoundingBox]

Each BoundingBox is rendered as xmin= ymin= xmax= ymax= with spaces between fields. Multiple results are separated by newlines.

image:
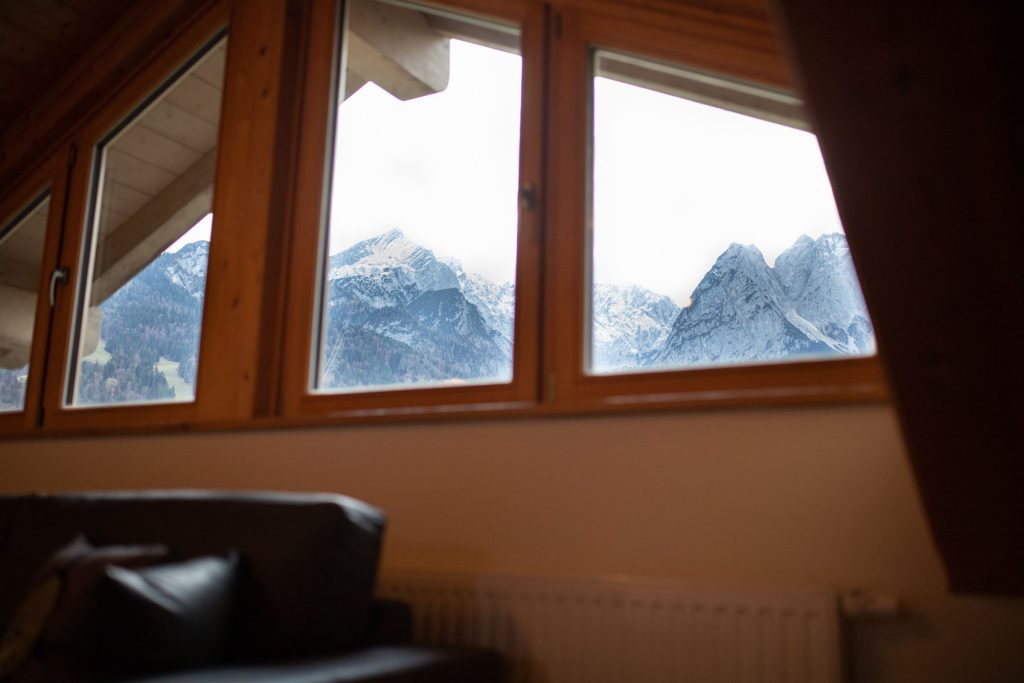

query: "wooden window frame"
xmin=279 ymin=0 xmax=547 ymax=419
xmin=0 ymin=157 xmax=69 ymax=434
xmin=540 ymin=4 xmax=887 ymax=413
xmin=0 ymin=0 xmax=887 ymax=439
xmin=41 ymin=2 xmax=232 ymax=431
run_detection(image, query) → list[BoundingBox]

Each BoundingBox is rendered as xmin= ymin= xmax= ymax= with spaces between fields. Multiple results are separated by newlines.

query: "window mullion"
xmin=541 ymin=6 xmax=590 ymax=406
xmin=195 ymin=0 xmax=292 ymax=422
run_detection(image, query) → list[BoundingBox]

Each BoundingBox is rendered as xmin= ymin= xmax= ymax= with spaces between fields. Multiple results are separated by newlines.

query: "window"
xmin=587 ymin=51 xmax=874 ymax=375
xmin=0 ymin=191 xmax=50 ymax=413
xmin=67 ymin=36 xmax=227 ymax=408
xmin=281 ymin=0 xmax=543 ymax=414
xmin=315 ymin=0 xmax=522 ymax=394
xmin=541 ymin=7 xmax=884 ymax=410
xmin=0 ymin=0 xmax=885 ymax=437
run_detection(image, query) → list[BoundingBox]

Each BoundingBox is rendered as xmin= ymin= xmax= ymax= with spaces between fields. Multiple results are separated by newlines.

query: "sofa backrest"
xmin=0 ymin=497 xmax=18 ymax=562
xmin=0 ymin=491 xmax=387 ymax=660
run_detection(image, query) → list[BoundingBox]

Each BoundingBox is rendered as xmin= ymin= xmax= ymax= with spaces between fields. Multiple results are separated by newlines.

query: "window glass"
xmin=68 ymin=36 xmax=227 ymax=407
xmin=0 ymin=192 xmax=50 ymax=412
xmin=588 ymin=50 xmax=875 ymax=374
xmin=314 ymin=0 xmax=522 ymax=393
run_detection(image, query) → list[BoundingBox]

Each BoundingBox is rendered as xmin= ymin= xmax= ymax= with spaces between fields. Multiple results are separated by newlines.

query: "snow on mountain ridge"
xmin=656 ymin=232 xmax=872 ymax=366
xmin=591 ymin=283 xmax=680 ymax=371
xmin=442 ymin=257 xmax=515 ymax=351
xmin=162 ymin=240 xmax=209 ymax=300
xmin=146 ymin=231 xmax=872 ymax=382
xmin=776 ymin=233 xmax=873 ymax=353
xmin=328 ymin=229 xmax=459 ymax=293
xmin=320 ymin=232 xmax=512 ymax=387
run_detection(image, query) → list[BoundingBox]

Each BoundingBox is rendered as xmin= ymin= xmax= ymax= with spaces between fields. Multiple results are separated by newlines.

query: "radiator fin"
xmin=378 ymin=571 xmax=841 ymax=683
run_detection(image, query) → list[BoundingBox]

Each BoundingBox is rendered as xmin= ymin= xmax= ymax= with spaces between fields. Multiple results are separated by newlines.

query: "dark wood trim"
xmin=562 ymin=0 xmax=789 ymax=89
xmin=0 ymin=0 xmax=222 ymax=191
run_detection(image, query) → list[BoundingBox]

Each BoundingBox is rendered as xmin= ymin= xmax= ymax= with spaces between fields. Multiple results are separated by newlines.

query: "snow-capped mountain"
xmin=654 ymin=233 xmax=873 ymax=368
xmin=443 ymin=257 xmax=515 ymax=352
xmin=322 ymin=230 xmax=510 ymax=388
xmin=79 ymin=240 xmax=210 ymax=405
xmin=591 ymin=284 xmax=679 ymax=371
xmin=328 ymin=228 xmax=459 ymax=294
xmin=81 ymin=229 xmax=874 ymax=403
xmin=163 ymin=241 xmax=209 ymax=299
xmin=774 ymin=233 xmax=874 ymax=354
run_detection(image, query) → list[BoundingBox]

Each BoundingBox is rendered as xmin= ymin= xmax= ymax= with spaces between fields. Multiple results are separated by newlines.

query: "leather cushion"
xmin=22 ymin=552 xmax=239 ymax=682
xmin=42 ymin=537 xmax=171 ymax=662
xmin=95 ymin=553 xmax=239 ymax=673
xmin=2 ymin=535 xmax=169 ymax=682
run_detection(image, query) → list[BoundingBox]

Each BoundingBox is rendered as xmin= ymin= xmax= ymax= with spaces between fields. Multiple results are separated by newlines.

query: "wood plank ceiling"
xmin=0 ymin=0 xmax=144 ymax=135
xmin=91 ymin=40 xmax=226 ymax=304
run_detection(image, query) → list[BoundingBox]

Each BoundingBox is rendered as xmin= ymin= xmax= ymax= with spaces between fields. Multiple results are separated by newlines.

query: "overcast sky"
xmin=171 ymin=38 xmax=843 ymax=307
xmin=593 ymin=75 xmax=842 ymax=305
xmin=327 ymin=39 xmax=522 ymax=280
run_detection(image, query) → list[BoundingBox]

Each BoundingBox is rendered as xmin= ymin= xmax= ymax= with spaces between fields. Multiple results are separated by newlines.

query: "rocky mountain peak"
xmin=655 ymin=232 xmax=873 ymax=366
xmin=776 ymin=233 xmax=871 ymax=351
xmin=162 ymin=240 xmax=210 ymax=300
xmin=591 ymin=283 xmax=681 ymax=371
xmin=84 ymin=228 xmax=874 ymax=404
xmin=329 ymin=230 xmax=459 ymax=293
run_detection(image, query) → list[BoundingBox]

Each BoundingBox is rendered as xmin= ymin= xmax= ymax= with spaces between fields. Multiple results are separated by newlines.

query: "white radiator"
xmin=377 ymin=570 xmax=842 ymax=683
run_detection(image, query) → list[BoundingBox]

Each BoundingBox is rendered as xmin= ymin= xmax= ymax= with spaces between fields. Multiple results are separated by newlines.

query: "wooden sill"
xmin=1 ymin=355 xmax=888 ymax=439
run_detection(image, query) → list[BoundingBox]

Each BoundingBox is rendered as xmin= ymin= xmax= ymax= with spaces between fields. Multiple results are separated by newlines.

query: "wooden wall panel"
xmin=0 ymin=0 xmax=218 ymax=189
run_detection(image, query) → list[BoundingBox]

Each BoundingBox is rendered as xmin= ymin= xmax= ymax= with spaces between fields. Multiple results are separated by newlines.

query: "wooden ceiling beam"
xmin=344 ymin=0 xmax=450 ymax=101
xmin=91 ymin=149 xmax=215 ymax=304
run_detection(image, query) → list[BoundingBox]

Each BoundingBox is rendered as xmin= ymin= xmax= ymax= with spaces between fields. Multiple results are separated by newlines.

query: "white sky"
xmin=328 ymin=40 xmax=522 ymax=281
xmin=168 ymin=38 xmax=844 ymax=307
xmin=593 ymin=77 xmax=842 ymax=305
xmin=166 ymin=213 xmax=212 ymax=253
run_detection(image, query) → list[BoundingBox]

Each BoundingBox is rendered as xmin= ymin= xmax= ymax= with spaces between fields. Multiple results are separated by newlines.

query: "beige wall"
xmin=2 ymin=403 xmax=1023 ymax=681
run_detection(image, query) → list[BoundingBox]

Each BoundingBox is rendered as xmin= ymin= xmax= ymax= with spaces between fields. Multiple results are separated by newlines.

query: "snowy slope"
xmin=654 ymin=233 xmax=873 ymax=367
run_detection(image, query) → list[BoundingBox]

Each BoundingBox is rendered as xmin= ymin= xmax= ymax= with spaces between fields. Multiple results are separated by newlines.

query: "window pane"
xmin=315 ymin=0 xmax=521 ymax=393
xmin=68 ymin=37 xmax=226 ymax=407
xmin=589 ymin=50 xmax=875 ymax=374
xmin=0 ymin=192 xmax=49 ymax=412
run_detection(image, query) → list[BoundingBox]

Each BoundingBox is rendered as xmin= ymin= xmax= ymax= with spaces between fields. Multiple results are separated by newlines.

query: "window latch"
xmin=49 ymin=267 xmax=69 ymax=307
xmin=518 ymin=182 xmax=537 ymax=213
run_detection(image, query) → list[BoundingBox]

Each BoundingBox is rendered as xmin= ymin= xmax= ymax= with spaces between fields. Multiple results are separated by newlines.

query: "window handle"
xmin=518 ymin=182 xmax=537 ymax=213
xmin=49 ymin=267 xmax=69 ymax=307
